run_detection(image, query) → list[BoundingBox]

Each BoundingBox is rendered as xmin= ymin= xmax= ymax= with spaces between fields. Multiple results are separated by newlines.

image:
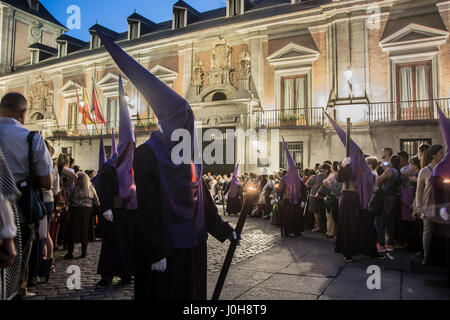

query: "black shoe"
xmin=64 ymin=253 xmax=74 ymax=260
xmin=119 ymin=277 xmax=132 ymax=285
xmin=97 ymin=279 xmax=112 ymax=287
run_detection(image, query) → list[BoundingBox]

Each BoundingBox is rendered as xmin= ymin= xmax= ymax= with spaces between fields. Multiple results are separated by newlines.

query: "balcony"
xmin=45 ymin=118 xmax=159 ymax=139
xmin=368 ymin=98 xmax=450 ymax=125
xmin=251 ymin=107 xmax=325 ymax=129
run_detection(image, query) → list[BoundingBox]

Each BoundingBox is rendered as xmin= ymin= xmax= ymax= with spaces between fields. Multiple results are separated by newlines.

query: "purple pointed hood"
xmin=281 ymin=137 xmax=302 ymax=205
xmin=99 ymin=132 xmax=106 ymax=172
xmin=111 ymin=128 xmax=117 ymax=157
xmin=104 ymin=76 xmax=137 ymax=211
xmin=325 ymin=112 xmax=374 ymax=209
xmin=228 ymin=163 xmax=240 ymax=198
xmin=96 ymin=29 xmax=205 ymax=249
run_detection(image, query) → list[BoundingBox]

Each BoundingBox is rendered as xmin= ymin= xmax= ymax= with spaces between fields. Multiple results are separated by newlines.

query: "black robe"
xmin=335 ymin=167 xmax=378 ymax=259
xmin=96 ymin=163 xmax=137 ymax=279
xmin=277 ymin=181 xmax=304 ymax=237
xmin=225 ymin=183 xmax=243 ymax=215
xmin=133 ymin=144 xmax=234 ymax=300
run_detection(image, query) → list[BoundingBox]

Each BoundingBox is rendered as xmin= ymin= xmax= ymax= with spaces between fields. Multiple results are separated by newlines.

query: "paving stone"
xmin=236 ymin=287 xmax=318 ymax=300
xmin=257 ymin=274 xmax=332 ymax=295
xmin=401 ymin=273 xmax=450 ymax=300
xmin=323 ymin=266 xmax=401 ymax=300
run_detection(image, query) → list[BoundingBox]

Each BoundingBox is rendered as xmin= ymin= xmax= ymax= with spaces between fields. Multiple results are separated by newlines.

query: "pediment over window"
xmin=60 ymin=80 xmax=84 ymax=98
xmin=97 ymin=73 xmax=128 ymax=91
xmin=149 ymin=65 xmax=178 ymax=82
xmin=266 ymin=43 xmax=319 ymax=67
xmin=380 ymin=23 xmax=449 ymax=52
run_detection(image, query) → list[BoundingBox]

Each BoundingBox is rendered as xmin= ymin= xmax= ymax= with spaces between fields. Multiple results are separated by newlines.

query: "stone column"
xmin=248 ymin=34 xmax=265 ymax=100
xmin=180 ymin=45 xmax=193 ymax=99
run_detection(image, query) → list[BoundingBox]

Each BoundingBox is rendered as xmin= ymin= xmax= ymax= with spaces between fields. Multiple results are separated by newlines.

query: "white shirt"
xmin=0 ymin=117 xmax=52 ymax=182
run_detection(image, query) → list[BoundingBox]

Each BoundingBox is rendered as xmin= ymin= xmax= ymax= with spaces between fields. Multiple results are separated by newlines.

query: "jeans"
xmin=375 ymin=213 xmax=394 ymax=247
xmin=422 ymin=217 xmax=434 ymax=263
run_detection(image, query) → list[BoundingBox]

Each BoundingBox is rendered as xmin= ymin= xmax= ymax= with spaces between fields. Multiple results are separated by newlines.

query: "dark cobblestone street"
xmin=30 ymin=209 xmax=282 ymax=300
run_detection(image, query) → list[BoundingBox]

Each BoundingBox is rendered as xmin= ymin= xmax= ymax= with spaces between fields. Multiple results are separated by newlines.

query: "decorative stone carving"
xmin=192 ymin=59 xmax=205 ymax=94
xmin=30 ymin=20 xmax=43 ymax=44
xmin=208 ymin=36 xmax=234 ymax=86
xmin=238 ymin=51 xmax=251 ymax=80
xmin=27 ymin=74 xmax=54 ymax=120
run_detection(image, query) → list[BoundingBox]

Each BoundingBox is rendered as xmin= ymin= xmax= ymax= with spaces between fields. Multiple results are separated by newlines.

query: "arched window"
xmin=212 ymin=92 xmax=227 ymax=101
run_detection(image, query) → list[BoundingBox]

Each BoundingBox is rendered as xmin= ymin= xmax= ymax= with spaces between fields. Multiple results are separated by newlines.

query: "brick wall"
xmin=14 ymin=20 xmax=29 ymax=67
xmin=368 ymin=19 xmax=389 ymax=102
xmin=310 ymin=31 xmax=327 ymax=107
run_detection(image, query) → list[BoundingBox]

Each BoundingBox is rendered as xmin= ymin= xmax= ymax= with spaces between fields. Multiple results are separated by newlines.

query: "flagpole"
xmin=84 ymin=87 xmax=99 ymax=134
xmin=92 ymin=76 xmax=106 ymax=127
xmin=75 ymin=87 xmax=88 ymax=132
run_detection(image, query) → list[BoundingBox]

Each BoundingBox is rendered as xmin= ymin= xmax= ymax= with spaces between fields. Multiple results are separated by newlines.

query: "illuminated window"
xmin=281 ymin=75 xmax=307 ymax=115
xmin=280 ymin=142 xmax=303 ymax=170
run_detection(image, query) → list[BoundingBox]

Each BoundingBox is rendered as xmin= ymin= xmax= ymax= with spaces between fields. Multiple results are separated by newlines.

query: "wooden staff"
xmin=346 ymin=118 xmax=351 ymax=189
xmin=212 ymin=187 xmax=254 ymax=300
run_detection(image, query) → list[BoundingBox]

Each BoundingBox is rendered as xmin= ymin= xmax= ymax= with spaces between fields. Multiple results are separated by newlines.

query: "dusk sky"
xmin=40 ymin=0 xmax=228 ymax=41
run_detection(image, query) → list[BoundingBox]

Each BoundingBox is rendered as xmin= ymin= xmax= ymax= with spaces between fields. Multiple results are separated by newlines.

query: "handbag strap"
xmin=27 ymin=131 xmax=38 ymax=186
xmin=27 ymin=131 xmax=45 ymax=203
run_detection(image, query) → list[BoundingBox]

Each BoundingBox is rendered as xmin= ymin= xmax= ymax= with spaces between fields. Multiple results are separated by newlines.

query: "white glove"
xmin=151 ymin=258 xmax=167 ymax=272
xmin=300 ymin=202 xmax=305 ymax=208
xmin=232 ymin=231 xmax=242 ymax=246
xmin=342 ymin=157 xmax=351 ymax=168
xmin=440 ymin=208 xmax=449 ymax=221
xmin=103 ymin=209 xmax=113 ymax=222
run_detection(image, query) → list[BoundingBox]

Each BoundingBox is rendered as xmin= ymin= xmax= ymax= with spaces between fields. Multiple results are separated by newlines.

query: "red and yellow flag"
xmin=82 ymin=89 xmax=95 ymax=125
xmin=92 ymin=85 xmax=106 ymax=124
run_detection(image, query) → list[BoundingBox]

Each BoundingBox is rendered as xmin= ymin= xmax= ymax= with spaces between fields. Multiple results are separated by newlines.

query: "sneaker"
xmin=312 ymin=227 xmax=320 ymax=233
xmin=386 ymin=245 xmax=394 ymax=252
xmin=377 ymin=244 xmax=387 ymax=253
xmin=416 ymin=251 xmax=424 ymax=258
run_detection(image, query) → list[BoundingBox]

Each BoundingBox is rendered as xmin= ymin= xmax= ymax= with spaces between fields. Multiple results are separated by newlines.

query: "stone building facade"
xmin=0 ymin=0 xmax=449 ymax=174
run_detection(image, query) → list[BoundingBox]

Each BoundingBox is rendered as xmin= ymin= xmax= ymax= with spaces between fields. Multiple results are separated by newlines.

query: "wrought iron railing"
xmin=44 ymin=117 xmax=158 ymax=139
xmin=368 ymin=98 xmax=450 ymax=124
xmin=251 ymin=107 xmax=325 ymax=128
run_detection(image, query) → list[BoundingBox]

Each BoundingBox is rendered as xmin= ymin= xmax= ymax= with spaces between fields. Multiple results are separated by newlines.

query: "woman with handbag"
xmin=375 ymin=155 xmax=403 ymax=253
xmin=323 ymin=162 xmax=342 ymax=239
xmin=64 ymin=172 xmax=100 ymax=259
xmin=307 ymin=164 xmax=330 ymax=233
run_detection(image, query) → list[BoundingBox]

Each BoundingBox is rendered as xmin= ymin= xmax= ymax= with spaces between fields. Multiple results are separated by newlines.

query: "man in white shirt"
xmin=0 ymin=92 xmax=53 ymax=299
